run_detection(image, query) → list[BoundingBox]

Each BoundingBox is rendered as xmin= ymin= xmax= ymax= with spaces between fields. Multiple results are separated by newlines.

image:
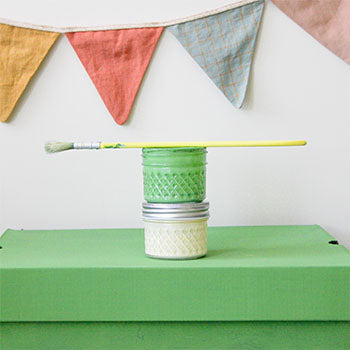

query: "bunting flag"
xmin=168 ymin=0 xmax=264 ymax=108
xmin=0 ymin=24 xmax=59 ymax=122
xmin=66 ymin=28 xmax=163 ymax=125
xmin=271 ymin=0 xmax=350 ymax=64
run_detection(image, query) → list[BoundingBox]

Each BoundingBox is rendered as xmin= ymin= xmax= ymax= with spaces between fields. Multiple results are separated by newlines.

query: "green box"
xmin=1 ymin=225 xmax=349 ymax=349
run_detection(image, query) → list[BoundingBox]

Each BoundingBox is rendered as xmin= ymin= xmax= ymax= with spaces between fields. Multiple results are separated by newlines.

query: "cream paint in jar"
xmin=142 ymin=202 xmax=209 ymax=260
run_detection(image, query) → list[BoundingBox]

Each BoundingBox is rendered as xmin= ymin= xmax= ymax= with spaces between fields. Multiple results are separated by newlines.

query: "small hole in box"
xmin=328 ymin=240 xmax=339 ymax=245
xmin=0 ymin=246 xmax=2 ymax=249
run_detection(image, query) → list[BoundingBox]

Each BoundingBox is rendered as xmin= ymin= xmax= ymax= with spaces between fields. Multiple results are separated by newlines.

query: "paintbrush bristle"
xmin=45 ymin=141 xmax=74 ymax=153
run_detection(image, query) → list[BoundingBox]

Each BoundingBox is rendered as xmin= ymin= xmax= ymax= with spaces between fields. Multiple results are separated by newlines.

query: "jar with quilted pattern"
xmin=142 ymin=147 xmax=207 ymax=203
xmin=142 ymin=202 xmax=209 ymax=259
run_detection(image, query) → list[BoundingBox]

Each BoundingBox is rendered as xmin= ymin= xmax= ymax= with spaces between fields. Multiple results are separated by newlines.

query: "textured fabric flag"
xmin=66 ymin=27 xmax=164 ymax=125
xmin=168 ymin=0 xmax=264 ymax=108
xmin=271 ymin=0 xmax=350 ymax=64
xmin=0 ymin=24 xmax=59 ymax=122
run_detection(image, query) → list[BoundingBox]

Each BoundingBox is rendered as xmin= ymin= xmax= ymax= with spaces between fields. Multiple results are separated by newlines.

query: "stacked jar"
xmin=142 ymin=147 xmax=209 ymax=259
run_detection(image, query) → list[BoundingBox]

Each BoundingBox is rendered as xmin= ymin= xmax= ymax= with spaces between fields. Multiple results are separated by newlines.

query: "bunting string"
xmin=0 ymin=0 xmax=264 ymax=124
xmin=0 ymin=0 xmax=258 ymax=33
xmin=1 ymin=0 xmax=348 ymax=126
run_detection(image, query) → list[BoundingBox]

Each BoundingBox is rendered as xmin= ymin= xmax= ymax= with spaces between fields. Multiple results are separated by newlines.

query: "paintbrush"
xmin=45 ymin=140 xmax=307 ymax=153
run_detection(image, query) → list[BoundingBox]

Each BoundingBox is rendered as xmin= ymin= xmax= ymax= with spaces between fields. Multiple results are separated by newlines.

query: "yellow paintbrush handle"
xmin=100 ymin=140 xmax=307 ymax=149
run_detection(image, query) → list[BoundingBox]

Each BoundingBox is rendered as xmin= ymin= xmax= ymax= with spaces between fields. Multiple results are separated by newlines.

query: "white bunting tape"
xmin=0 ymin=0 xmax=259 ymax=32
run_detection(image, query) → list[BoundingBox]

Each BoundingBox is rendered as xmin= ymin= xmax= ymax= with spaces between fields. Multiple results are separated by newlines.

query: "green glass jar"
xmin=142 ymin=147 xmax=207 ymax=203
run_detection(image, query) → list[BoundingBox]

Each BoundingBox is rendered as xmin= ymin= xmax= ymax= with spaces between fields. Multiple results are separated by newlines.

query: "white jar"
xmin=142 ymin=202 xmax=209 ymax=260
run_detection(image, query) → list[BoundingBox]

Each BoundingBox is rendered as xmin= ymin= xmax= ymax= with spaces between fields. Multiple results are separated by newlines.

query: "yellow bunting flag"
xmin=0 ymin=24 xmax=59 ymax=122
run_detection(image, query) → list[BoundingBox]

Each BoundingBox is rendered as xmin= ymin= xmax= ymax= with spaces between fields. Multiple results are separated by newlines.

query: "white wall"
xmin=1 ymin=0 xmax=349 ymax=248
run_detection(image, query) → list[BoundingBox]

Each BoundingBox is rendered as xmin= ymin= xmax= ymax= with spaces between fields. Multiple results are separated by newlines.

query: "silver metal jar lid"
xmin=142 ymin=202 xmax=209 ymax=221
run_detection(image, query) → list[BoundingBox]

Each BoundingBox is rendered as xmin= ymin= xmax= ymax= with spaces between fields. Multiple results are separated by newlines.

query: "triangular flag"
xmin=66 ymin=27 xmax=164 ymax=125
xmin=168 ymin=0 xmax=264 ymax=108
xmin=0 ymin=24 xmax=59 ymax=122
xmin=271 ymin=0 xmax=350 ymax=64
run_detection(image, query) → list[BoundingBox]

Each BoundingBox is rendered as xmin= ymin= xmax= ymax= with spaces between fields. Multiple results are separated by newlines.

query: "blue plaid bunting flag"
xmin=168 ymin=0 xmax=264 ymax=108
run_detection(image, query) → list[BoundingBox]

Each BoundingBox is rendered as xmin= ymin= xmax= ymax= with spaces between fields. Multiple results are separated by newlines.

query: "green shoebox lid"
xmin=1 ymin=225 xmax=349 ymax=322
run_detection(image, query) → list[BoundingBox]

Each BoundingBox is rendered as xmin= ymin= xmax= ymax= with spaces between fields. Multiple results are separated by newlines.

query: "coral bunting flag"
xmin=168 ymin=0 xmax=264 ymax=108
xmin=66 ymin=27 xmax=164 ymax=125
xmin=271 ymin=0 xmax=350 ymax=64
xmin=0 ymin=24 xmax=59 ymax=122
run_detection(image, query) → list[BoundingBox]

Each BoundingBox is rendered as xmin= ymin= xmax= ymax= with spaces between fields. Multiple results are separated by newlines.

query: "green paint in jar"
xmin=142 ymin=147 xmax=207 ymax=203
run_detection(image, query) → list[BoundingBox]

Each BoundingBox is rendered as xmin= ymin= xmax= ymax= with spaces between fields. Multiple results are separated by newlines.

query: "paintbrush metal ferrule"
xmin=73 ymin=142 xmax=101 ymax=150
